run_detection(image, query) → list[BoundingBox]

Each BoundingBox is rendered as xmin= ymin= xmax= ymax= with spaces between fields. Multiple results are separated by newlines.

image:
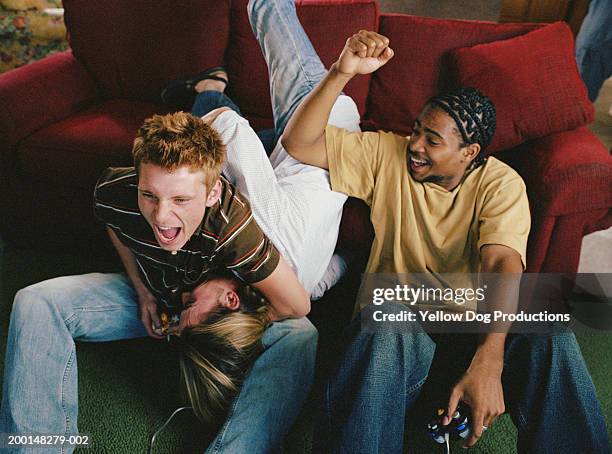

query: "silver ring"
xmin=482 ymin=425 xmax=489 ymax=431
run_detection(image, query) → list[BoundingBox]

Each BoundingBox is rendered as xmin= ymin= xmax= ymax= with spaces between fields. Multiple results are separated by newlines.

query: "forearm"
xmin=283 ymin=29 xmax=394 ymax=165
xmin=282 ymin=64 xmax=353 ymax=165
xmin=107 ymin=227 xmax=149 ymax=297
xmin=253 ymin=256 xmax=310 ymax=321
xmin=472 ymin=332 xmax=506 ymax=372
xmin=472 ymin=245 xmax=523 ymax=368
xmin=264 ymin=282 xmax=310 ymax=321
xmin=267 ymin=295 xmax=310 ymax=322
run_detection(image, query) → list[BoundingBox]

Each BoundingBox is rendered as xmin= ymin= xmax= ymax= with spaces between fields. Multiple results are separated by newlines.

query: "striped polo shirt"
xmin=94 ymin=167 xmax=280 ymax=315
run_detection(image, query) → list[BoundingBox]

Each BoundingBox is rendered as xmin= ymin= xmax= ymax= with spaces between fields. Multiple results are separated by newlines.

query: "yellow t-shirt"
xmin=325 ymin=125 xmax=531 ymax=277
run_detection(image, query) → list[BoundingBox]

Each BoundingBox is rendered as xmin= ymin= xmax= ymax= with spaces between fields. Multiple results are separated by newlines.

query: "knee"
xmin=285 ymin=317 xmax=319 ymax=345
xmin=513 ymin=327 xmax=585 ymax=370
xmin=545 ymin=329 xmax=585 ymax=365
xmin=268 ymin=317 xmax=318 ymax=350
xmin=10 ymin=276 xmax=78 ymax=327
xmin=11 ymin=285 xmax=53 ymax=324
xmin=363 ymin=330 xmax=435 ymax=372
xmin=352 ymin=304 xmax=436 ymax=370
xmin=261 ymin=318 xmax=318 ymax=376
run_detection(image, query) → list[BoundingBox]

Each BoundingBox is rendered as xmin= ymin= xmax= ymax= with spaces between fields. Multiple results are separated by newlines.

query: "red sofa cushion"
xmin=365 ymin=14 xmax=540 ymax=135
xmin=449 ymin=22 xmax=594 ymax=153
xmin=63 ymin=0 xmax=230 ymax=102
xmin=0 ymin=51 xmax=98 ymax=152
xmin=227 ymin=0 xmax=378 ymax=122
xmin=496 ymin=126 xmax=612 ymax=217
xmin=18 ymin=100 xmax=166 ymax=187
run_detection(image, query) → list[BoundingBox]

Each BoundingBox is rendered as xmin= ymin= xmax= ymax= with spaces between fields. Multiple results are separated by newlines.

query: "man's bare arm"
xmin=252 ymin=256 xmax=310 ymax=321
xmin=107 ymin=227 xmax=163 ymax=339
xmin=446 ymin=244 xmax=522 ymax=447
xmin=282 ymin=30 xmax=394 ymax=169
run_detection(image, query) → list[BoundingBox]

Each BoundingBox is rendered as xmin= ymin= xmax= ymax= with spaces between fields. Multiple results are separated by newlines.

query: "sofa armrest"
xmin=496 ymin=127 xmax=612 ymax=218
xmin=0 ymin=50 xmax=99 ymax=157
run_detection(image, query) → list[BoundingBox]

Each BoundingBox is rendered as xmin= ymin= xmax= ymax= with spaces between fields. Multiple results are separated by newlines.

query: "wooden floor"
xmin=379 ymin=0 xmax=502 ymax=21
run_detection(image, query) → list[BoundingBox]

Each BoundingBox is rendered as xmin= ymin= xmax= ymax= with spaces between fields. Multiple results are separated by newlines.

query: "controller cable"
xmin=148 ymin=406 xmax=193 ymax=454
xmin=444 ymin=431 xmax=450 ymax=454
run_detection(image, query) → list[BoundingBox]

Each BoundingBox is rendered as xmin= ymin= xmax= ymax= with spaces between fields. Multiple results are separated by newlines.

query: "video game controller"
xmin=427 ymin=402 xmax=471 ymax=447
xmin=153 ymin=312 xmax=180 ymax=337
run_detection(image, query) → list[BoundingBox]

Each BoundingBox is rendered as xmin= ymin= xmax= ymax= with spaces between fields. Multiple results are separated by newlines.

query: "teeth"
xmin=411 ymin=157 xmax=428 ymax=165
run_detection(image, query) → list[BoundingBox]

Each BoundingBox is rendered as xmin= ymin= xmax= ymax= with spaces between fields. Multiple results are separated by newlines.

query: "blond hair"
xmin=178 ymin=306 xmax=271 ymax=424
xmin=132 ymin=112 xmax=226 ymax=191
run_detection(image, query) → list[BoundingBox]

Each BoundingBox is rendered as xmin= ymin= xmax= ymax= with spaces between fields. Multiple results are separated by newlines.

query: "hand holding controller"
xmin=427 ymin=402 xmax=471 ymax=446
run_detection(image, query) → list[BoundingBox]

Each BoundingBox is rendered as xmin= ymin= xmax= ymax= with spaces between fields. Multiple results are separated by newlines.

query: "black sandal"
xmin=160 ymin=66 xmax=228 ymax=111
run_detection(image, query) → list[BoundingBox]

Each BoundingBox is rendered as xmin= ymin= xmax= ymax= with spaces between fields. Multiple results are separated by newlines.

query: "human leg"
xmin=161 ymin=67 xmax=228 ymax=111
xmin=247 ymin=0 xmax=357 ymax=298
xmin=182 ymin=67 xmax=282 ymax=218
xmin=248 ymin=0 xmax=361 ymax=136
xmin=0 ymin=273 xmax=147 ymax=454
xmin=575 ymin=0 xmax=612 ymax=101
xmin=205 ymin=317 xmax=318 ymax=454
xmin=191 ymin=87 xmax=282 ymax=151
xmin=319 ymin=304 xmax=436 ymax=454
xmin=247 ymin=0 xmax=328 ymax=140
xmin=503 ymin=326 xmax=610 ymax=453
xmin=191 ymin=91 xmax=242 ymax=118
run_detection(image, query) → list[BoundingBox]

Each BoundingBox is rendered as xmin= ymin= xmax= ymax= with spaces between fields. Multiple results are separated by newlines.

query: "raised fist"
xmin=336 ymin=30 xmax=394 ymax=76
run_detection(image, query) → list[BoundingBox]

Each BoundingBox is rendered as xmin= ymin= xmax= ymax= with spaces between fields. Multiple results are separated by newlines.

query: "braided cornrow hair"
xmin=428 ymin=87 xmax=496 ymax=168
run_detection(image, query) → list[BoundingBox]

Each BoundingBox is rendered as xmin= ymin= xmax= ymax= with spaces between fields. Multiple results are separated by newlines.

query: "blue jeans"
xmin=575 ymin=0 xmax=612 ymax=101
xmin=191 ymin=91 xmax=277 ymax=154
xmin=0 ymin=273 xmax=317 ymax=454
xmin=248 ymin=0 xmax=327 ymax=144
xmin=1 ymin=3 xmax=326 ymax=452
xmin=203 ymin=4 xmax=327 ymax=451
xmin=192 ymin=0 xmax=327 ymax=151
xmin=320 ymin=303 xmax=610 ymax=453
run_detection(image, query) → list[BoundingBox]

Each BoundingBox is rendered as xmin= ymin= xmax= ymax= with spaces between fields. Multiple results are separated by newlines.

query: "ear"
xmin=205 ymin=179 xmax=222 ymax=207
xmin=462 ymin=143 xmax=481 ymax=164
xmin=223 ymin=291 xmax=241 ymax=311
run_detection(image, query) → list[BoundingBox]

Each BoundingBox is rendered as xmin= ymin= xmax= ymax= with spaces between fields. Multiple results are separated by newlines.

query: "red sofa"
xmin=0 ymin=0 xmax=610 ymax=275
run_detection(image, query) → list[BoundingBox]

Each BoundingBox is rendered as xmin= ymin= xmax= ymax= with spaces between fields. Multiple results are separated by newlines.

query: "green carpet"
xmin=0 ymin=242 xmax=610 ymax=453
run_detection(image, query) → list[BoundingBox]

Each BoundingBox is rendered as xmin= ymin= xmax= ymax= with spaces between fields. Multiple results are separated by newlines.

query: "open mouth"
xmin=155 ymin=225 xmax=181 ymax=244
xmin=408 ymin=155 xmax=431 ymax=172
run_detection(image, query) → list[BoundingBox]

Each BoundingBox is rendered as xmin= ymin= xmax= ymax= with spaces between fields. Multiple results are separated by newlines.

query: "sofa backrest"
xmin=63 ymin=0 xmax=231 ymax=102
xmin=227 ymin=0 xmax=379 ymax=130
xmin=364 ymin=14 xmax=541 ymax=135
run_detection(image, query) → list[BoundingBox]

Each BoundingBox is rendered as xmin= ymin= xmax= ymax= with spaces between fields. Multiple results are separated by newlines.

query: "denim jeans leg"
xmin=247 ymin=0 xmax=327 ymax=141
xmin=0 ymin=273 xmax=148 ymax=454
xmin=320 ymin=303 xmax=436 ymax=454
xmin=205 ymin=317 xmax=318 ymax=454
xmin=191 ymin=91 xmax=276 ymax=153
xmin=575 ymin=0 xmax=612 ymax=101
xmin=191 ymin=91 xmax=242 ymax=118
xmin=503 ymin=326 xmax=611 ymax=453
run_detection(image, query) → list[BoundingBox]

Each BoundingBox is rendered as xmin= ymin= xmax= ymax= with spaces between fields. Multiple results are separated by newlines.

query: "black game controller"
xmin=427 ymin=402 xmax=471 ymax=446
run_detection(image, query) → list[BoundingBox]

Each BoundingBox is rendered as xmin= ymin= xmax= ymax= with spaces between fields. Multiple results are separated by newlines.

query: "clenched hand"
xmin=335 ymin=30 xmax=394 ymax=77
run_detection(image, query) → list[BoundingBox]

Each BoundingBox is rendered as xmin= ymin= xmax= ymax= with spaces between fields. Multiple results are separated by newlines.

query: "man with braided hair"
xmin=283 ymin=26 xmax=610 ymax=453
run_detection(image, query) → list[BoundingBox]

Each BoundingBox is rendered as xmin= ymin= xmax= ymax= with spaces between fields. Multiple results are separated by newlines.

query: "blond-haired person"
xmin=176 ymin=271 xmax=272 ymax=426
xmin=0 ymin=16 xmax=329 ymax=453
